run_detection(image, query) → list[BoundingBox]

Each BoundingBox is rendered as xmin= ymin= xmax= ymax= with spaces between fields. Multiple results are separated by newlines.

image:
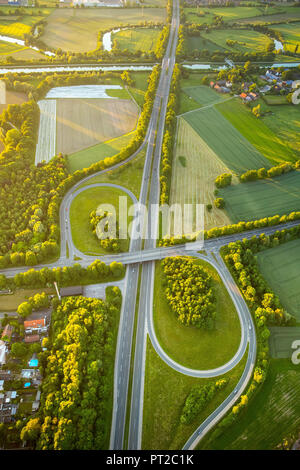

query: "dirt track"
xmin=56 ymin=98 xmax=138 ymax=155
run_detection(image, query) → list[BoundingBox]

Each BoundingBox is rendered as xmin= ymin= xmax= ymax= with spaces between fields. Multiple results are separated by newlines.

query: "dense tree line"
xmin=162 ymin=257 xmax=216 ymax=329
xmin=160 ymin=63 xmax=181 ymax=205
xmin=20 ymin=289 xmax=122 ymax=449
xmin=159 ymin=210 xmax=300 ymax=247
xmin=0 ymin=260 xmax=125 ymax=291
xmin=181 ymin=379 xmax=227 ymax=424
xmin=0 ymin=99 xmax=68 ymax=268
xmin=240 ymin=161 xmax=300 ymax=183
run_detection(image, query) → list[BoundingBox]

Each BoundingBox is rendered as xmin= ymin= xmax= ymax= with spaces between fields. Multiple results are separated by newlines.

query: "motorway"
xmin=1 ymin=0 xmax=300 ymax=451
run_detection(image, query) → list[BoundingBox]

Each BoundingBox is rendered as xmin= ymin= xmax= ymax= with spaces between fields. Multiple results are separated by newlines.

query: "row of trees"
xmin=162 ymin=257 xmax=216 ymax=329
xmin=160 ymin=63 xmax=181 ymax=206
xmin=0 ymin=260 xmax=125 ymax=291
xmin=180 ymin=379 xmax=227 ymax=425
xmin=159 ymin=210 xmax=300 ymax=247
xmin=20 ymin=290 xmax=122 ymax=449
xmin=240 ymin=161 xmax=300 ymax=183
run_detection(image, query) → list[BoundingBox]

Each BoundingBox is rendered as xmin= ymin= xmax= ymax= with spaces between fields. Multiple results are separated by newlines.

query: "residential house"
xmin=0 ymin=402 xmax=18 ymax=423
xmin=24 ymin=334 xmax=40 ymax=344
xmin=24 ymin=317 xmax=48 ymax=336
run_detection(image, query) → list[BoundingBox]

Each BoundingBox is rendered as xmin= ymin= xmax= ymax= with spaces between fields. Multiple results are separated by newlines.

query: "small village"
xmin=209 ymin=68 xmax=297 ymax=104
xmin=0 ymin=285 xmax=83 ymax=434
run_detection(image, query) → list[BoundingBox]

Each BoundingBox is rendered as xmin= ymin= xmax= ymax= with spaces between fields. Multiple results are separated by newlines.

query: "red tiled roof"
xmin=24 ymin=318 xmax=45 ymax=329
xmin=24 ymin=335 xmax=40 ymax=343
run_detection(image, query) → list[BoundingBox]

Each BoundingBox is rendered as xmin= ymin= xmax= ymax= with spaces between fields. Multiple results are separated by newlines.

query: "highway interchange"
xmin=1 ymin=0 xmax=299 ymax=451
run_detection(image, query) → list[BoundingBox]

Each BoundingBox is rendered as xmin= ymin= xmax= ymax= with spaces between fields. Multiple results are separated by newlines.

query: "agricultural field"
xmin=237 ymin=7 xmax=300 ymax=25
xmin=184 ymin=106 xmax=269 ymax=174
xmin=170 ymin=118 xmax=232 ymax=230
xmin=261 ymin=104 xmax=300 ymax=157
xmin=199 ymin=359 xmax=300 ymax=450
xmin=188 ymin=35 xmax=226 ymax=53
xmin=220 ymin=170 xmax=300 ymax=223
xmin=42 ymin=7 xmax=167 ymax=52
xmin=0 ymin=8 xmax=52 ymax=39
xmin=216 ymin=98 xmax=297 ymax=164
xmin=181 ymin=85 xmax=227 ymax=110
xmin=142 ymin=338 xmax=248 ymax=450
xmin=67 ymin=132 xmax=134 ymax=173
xmin=200 ymin=29 xmax=273 ymax=54
xmin=184 ymin=6 xmax=272 ymax=25
xmin=113 ymin=27 xmax=161 ymax=53
xmin=35 ymin=99 xmax=56 ymax=165
xmin=257 ymin=239 xmax=300 ymax=323
xmin=0 ymin=88 xmax=27 ymax=114
xmin=56 ymin=98 xmax=138 ymax=155
xmin=70 ymin=186 xmax=133 ymax=255
xmin=269 ymin=327 xmax=300 ymax=359
xmin=0 ymin=45 xmax=45 ymax=61
xmin=271 ymin=23 xmax=300 ymax=54
xmin=153 ymin=259 xmax=241 ymax=370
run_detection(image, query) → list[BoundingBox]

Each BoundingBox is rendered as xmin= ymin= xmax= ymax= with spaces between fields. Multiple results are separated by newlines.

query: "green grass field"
xmin=70 ymin=186 xmax=132 ymax=255
xmin=184 ymin=6 xmax=272 ymax=25
xmin=142 ymin=338 xmax=248 ymax=450
xmin=67 ymin=132 xmax=135 ymax=173
xmin=113 ymin=27 xmax=161 ymax=53
xmin=187 ymin=36 xmax=226 ymax=53
xmin=237 ymin=6 xmax=300 ymax=24
xmin=184 ymin=106 xmax=269 ymax=174
xmin=269 ymin=327 xmax=300 ymax=359
xmin=181 ymin=85 xmax=227 ymax=110
xmin=217 ymin=98 xmax=297 ymax=164
xmin=262 ymin=104 xmax=300 ymax=158
xmin=0 ymin=288 xmax=54 ymax=312
xmin=79 ymin=146 xmax=146 ymax=200
xmin=200 ymin=29 xmax=273 ymax=54
xmin=199 ymin=359 xmax=300 ymax=450
xmin=153 ymin=259 xmax=241 ymax=370
xmin=42 ymin=7 xmax=166 ymax=52
xmin=257 ymin=239 xmax=300 ymax=323
xmin=221 ymin=170 xmax=300 ymax=223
